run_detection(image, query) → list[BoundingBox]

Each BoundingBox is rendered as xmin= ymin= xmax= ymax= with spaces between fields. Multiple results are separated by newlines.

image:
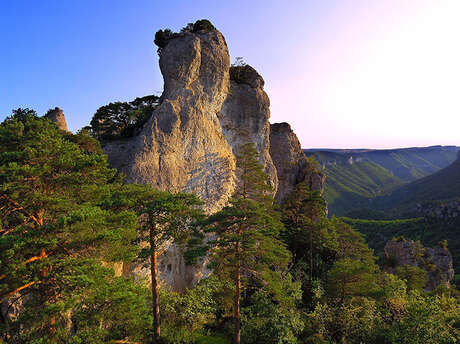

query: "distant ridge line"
xmin=303 ymin=145 xmax=460 ymax=154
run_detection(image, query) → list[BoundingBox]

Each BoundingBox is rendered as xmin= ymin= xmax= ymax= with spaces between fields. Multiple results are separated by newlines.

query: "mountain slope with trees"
xmin=383 ymin=152 xmax=460 ymax=211
xmin=304 ymin=146 xmax=459 ymax=215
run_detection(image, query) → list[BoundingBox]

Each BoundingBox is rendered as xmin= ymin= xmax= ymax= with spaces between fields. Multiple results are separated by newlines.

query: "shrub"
xmin=154 ymin=29 xmax=174 ymax=48
xmin=154 ymin=20 xmax=216 ymax=50
xmin=229 ymin=65 xmax=259 ymax=86
xmin=395 ymin=265 xmax=427 ymax=291
xmin=192 ymin=19 xmax=216 ymax=32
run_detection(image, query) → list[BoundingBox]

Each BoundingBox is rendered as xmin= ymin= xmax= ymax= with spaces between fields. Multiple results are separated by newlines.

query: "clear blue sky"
xmin=1 ymin=0 xmax=459 ymax=148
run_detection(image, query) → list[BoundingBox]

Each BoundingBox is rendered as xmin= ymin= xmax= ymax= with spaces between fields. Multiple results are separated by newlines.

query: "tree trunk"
xmin=50 ymin=315 xmax=57 ymax=343
xmin=150 ymin=230 xmax=161 ymax=342
xmin=234 ymin=257 xmax=241 ymax=344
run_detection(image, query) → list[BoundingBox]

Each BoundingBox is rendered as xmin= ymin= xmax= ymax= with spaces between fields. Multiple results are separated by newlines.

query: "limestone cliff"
xmin=384 ymin=239 xmax=454 ymax=291
xmin=96 ymin=25 xmax=324 ymax=291
xmin=218 ymin=65 xmax=278 ymax=191
xmin=45 ymin=107 xmax=68 ymax=131
xmin=104 ymin=29 xmax=236 ymax=215
xmin=270 ymin=122 xmax=325 ymax=201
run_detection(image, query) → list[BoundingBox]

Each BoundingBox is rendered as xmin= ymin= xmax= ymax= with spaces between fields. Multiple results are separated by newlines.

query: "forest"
xmin=1 ymin=109 xmax=459 ymax=344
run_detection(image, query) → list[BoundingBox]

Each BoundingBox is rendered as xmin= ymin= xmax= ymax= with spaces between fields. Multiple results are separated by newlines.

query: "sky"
xmin=1 ymin=0 xmax=459 ymax=149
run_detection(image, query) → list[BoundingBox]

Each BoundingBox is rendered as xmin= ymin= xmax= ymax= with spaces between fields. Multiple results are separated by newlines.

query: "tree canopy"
xmin=89 ymin=95 xmax=159 ymax=140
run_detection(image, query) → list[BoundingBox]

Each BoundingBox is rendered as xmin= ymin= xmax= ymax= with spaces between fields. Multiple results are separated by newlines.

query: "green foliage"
xmin=195 ymin=333 xmax=230 ymax=344
xmin=309 ymin=297 xmax=383 ymax=344
xmin=204 ymin=144 xmax=290 ymax=288
xmin=136 ymin=190 xmax=204 ymax=262
xmin=201 ymin=143 xmax=292 ymax=342
xmin=308 ymin=288 xmax=460 ymax=344
xmin=381 ymin=291 xmax=460 ymax=344
xmin=159 ymin=276 xmax=225 ymax=343
xmin=241 ymin=284 xmax=304 ymax=344
xmin=395 ymin=265 xmax=427 ymax=291
xmin=341 ymin=217 xmax=428 ymax=256
xmin=154 ymin=19 xmax=216 ymax=50
xmin=387 ymin=157 xmax=460 ymax=211
xmin=191 ymin=19 xmax=216 ymax=32
xmin=327 ymin=258 xmax=380 ymax=302
xmin=120 ymin=185 xmax=204 ymax=343
xmin=13 ymin=262 xmax=151 ymax=344
xmin=2 ymin=109 xmax=459 ymax=344
xmin=342 ymin=215 xmax=460 ymax=273
xmin=64 ymin=266 xmax=152 ymax=344
xmin=281 ymin=183 xmax=331 ymax=306
xmin=281 ymin=183 xmax=376 ymax=309
xmin=154 ymin=29 xmax=174 ymax=48
xmin=0 ymin=110 xmax=139 ymax=342
xmin=89 ymin=95 xmax=159 ymax=140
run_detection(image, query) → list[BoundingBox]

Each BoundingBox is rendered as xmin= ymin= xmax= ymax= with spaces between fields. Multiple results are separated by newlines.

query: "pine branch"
xmin=1 ymin=281 xmax=40 ymax=303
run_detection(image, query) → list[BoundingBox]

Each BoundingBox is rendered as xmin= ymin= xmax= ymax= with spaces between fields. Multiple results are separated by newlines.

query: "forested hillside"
xmin=384 ymin=155 xmax=460 ymax=211
xmin=305 ymin=146 xmax=459 ymax=215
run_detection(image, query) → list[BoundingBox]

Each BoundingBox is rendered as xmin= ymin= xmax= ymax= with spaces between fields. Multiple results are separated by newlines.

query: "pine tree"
xmin=136 ymin=191 xmax=204 ymax=343
xmin=281 ymin=183 xmax=328 ymax=283
xmin=99 ymin=182 xmax=205 ymax=343
xmin=0 ymin=110 xmax=138 ymax=342
xmin=205 ymin=143 xmax=291 ymax=344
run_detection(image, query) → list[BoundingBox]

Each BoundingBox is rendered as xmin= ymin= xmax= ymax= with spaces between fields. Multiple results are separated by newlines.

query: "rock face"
xmin=104 ymin=29 xmax=236 ymax=214
xmin=218 ymin=65 xmax=277 ymax=191
xmin=384 ymin=239 xmax=454 ymax=291
xmin=270 ymin=123 xmax=325 ymax=201
xmin=46 ymin=107 xmax=68 ymax=131
xmin=100 ymin=26 xmax=324 ymax=291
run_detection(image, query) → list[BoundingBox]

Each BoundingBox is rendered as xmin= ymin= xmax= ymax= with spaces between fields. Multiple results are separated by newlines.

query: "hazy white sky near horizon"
xmin=1 ymin=0 xmax=459 ymax=148
xmin=263 ymin=0 xmax=460 ymax=148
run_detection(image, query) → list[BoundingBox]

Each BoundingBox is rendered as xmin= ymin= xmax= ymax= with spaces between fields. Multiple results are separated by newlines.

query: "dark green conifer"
xmin=205 ymin=143 xmax=291 ymax=344
xmin=0 ymin=110 xmax=138 ymax=342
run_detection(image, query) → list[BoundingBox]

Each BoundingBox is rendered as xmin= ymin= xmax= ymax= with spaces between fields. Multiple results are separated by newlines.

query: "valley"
xmin=305 ymin=146 xmax=459 ymax=216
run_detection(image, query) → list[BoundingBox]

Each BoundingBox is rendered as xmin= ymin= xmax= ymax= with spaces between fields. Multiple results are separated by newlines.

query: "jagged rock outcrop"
xmin=102 ymin=28 xmax=236 ymax=292
xmin=103 ymin=29 xmax=236 ymax=214
xmin=384 ymin=239 xmax=454 ymax=291
xmin=270 ymin=122 xmax=325 ymax=201
xmin=218 ymin=65 xmax=278 ymax=191
xmin=97 ymin=25 xmax=324 ymax=291
xmin=45 ymin=107 xmax=68 ymax=131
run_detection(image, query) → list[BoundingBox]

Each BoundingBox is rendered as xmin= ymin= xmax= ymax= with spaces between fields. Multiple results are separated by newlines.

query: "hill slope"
xmin=383 ymin=151 xmax=460 ymax=212
xmin=341 ymin=153 xmax=460 ymax=273
xmin=304 ymin=146 xmax=459 ymax=216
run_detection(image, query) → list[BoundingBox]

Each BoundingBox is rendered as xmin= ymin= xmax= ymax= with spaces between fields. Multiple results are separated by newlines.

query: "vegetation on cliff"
xmin=88 ymin=94 xmax=160 ymax=140
xmin=154 ymin=19 xmax=216 ymax=50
